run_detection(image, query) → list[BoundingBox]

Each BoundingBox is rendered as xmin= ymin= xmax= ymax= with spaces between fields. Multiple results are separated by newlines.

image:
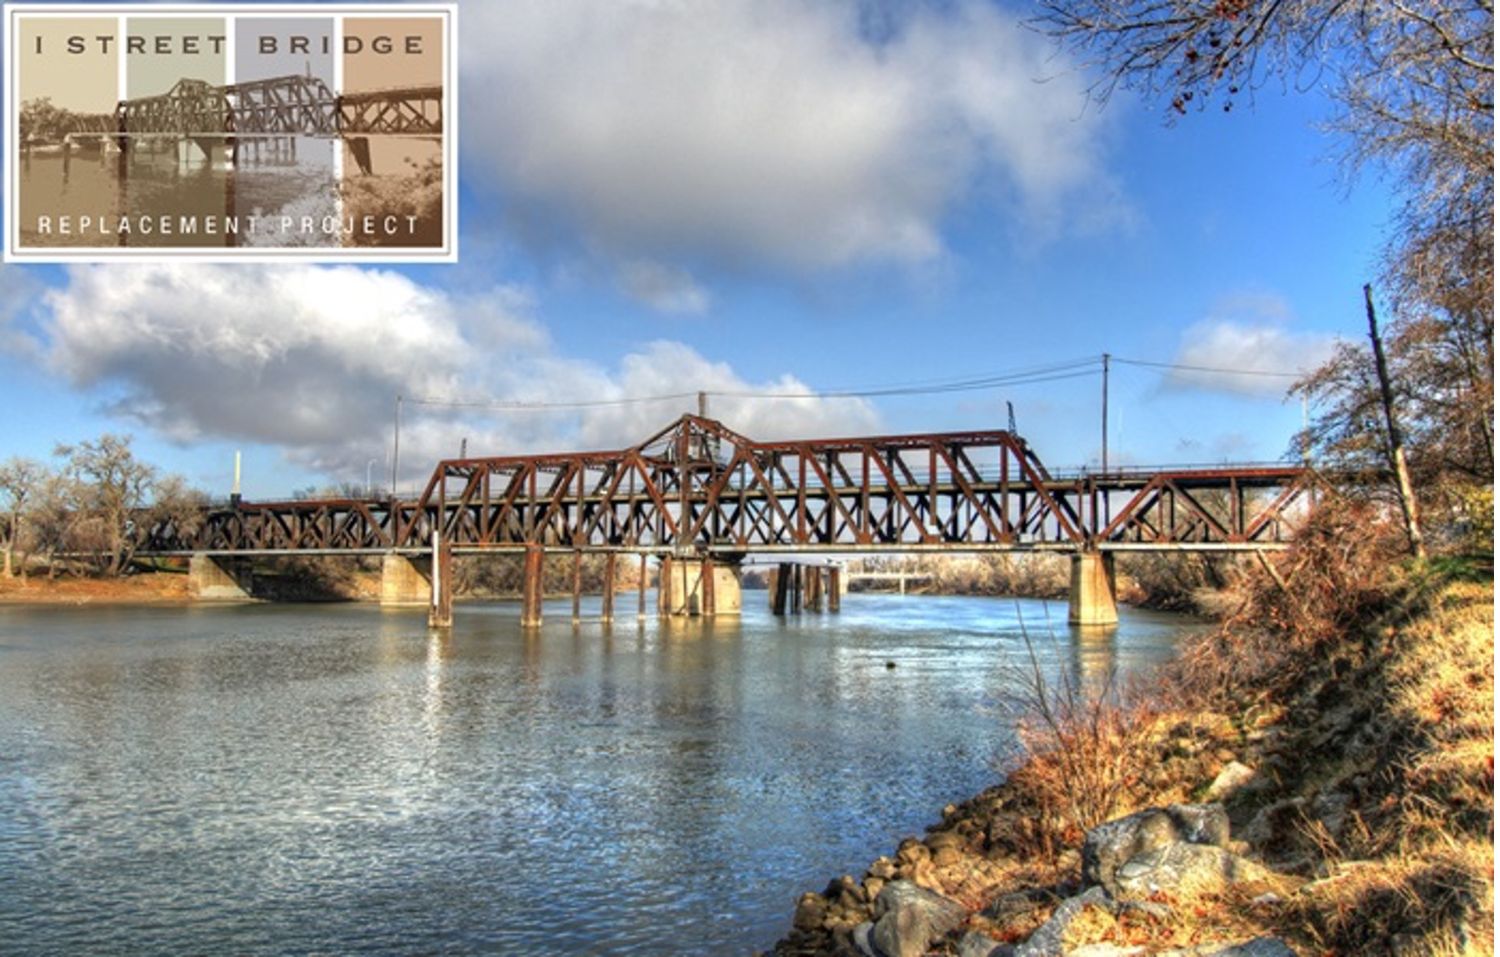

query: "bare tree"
xmin=0 ymin=457 xmax=46 ymax=578
xmin=54 ymin=435 xmax=157 ymax=576
xmin=28 ymin=473 xmax=84 ymax=580
xmin=1039 ymin=0 xmax=1493 ymax=528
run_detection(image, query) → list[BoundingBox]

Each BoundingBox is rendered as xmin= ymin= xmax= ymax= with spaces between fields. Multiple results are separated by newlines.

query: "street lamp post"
xmin=390 ymin=394 xmax=402 ymax=500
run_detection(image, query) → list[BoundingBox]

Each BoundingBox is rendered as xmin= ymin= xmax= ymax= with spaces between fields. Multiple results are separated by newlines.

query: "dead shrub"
xmin=1002 ymin=614 xmax=1159 ymax=853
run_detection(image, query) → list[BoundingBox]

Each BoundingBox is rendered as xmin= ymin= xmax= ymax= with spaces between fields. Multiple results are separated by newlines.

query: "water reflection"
xmin=0 ymin=594 xmax=1198 ymax=955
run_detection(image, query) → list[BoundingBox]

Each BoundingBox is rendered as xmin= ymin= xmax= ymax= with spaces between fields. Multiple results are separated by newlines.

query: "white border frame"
xmin=3 ymin=2 xmax=458 ymax=263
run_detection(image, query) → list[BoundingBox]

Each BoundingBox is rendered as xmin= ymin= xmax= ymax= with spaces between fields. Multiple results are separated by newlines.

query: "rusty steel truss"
xmin=65 ymin=75 xmax=443 ymax=140
xmin=136 ymin=416 xmax=1318 ymax=557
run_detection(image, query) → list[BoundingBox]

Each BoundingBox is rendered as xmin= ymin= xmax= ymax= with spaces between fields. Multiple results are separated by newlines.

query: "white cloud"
xmin=573 ymin=340 xmax=879 ymax=446
xmin=459 ymin=0 xmax=1115 ymax=279
xmin=1165 ymin=294 xmax=1337 ymax=397
xmin=46 ymin=264 xmax=483 ymax=444
xmin=37 ymin=265 xmax=876 ymax=482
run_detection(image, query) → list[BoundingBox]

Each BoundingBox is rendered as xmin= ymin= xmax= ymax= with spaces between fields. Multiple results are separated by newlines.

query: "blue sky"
xmin=0 ymin=0 xmax=1394 ymax=498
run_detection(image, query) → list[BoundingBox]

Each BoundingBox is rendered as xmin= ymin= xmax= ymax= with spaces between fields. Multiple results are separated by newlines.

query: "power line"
xmin=406 ymin=359 xmax=1102 ymax=412
xmin=403 ymin=353 xmax=1307 ymax=415
xmin=1113 ymin=356 xmax=1305 ymax=379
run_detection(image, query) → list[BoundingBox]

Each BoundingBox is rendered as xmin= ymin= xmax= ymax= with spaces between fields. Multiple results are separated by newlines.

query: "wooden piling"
xmin=806 ymin=565 xmax=823 ymax=612
xmin=571 ymin=550 xmax=583 ymax=623
xmin=701 ymin=556 xmax=716 ymax=617
xmin=638 ymin=554 xmax=648 ymax=619
xmin=772 ymin=563 xmax=791 ymax=615
xmin=828 ymin=566 xmax=841 ymax=612
xmin=521 ymin=544 xmax=544 ymax=627
xmin=601 ymin=553 xmax=616 ymax=622
xmin=658 ymin=555 xmax=673 ymax=616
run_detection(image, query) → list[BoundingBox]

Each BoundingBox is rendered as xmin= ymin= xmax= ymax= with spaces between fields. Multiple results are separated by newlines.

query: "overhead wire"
xmin=404 ymin=354 xmax=1307 ymax=413
xmin=1112 ymin=356 xmax=1305 ymax=379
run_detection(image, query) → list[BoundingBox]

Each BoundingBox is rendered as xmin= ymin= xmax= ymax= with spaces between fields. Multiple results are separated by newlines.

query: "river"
xmin=0 ymin=593 xmax=1198 ymax=955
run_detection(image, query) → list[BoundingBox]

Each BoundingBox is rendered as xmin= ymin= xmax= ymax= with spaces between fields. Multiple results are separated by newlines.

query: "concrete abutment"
xmin=188 ymin=553 xmax=255 ymax=601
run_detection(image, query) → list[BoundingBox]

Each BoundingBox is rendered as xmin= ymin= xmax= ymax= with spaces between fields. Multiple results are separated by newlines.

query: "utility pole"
xmin=1364 ymin=285 xmax=1425 ymax=558
xmin=1101 ymin=353 xmax=1110 ymax=473
xmin=390 ymin=394 xmax=402 ymax=500
xmin=697 ymin=391 xmax=708 ymax=418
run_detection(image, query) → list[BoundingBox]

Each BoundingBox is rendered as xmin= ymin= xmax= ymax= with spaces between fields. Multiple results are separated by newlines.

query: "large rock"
xmin=792 ymin=892 xmax=828 ymax=931
xmin=1082 ymin=804 xmax=1229 ymax=893
xmin=1015 ymin=886 xmax=1115 ymax=957
xmin=1203 ymin=761 xmax=1257 ymax=802
xmin=1112 ymin=842 xmax=1267 ymax=899
xmin=869 ymin=880 xmax=967 ymax=957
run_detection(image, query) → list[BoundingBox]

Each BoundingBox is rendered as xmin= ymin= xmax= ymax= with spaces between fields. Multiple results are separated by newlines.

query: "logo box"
xmin=4 ymin=2 xmax=457 ymax=262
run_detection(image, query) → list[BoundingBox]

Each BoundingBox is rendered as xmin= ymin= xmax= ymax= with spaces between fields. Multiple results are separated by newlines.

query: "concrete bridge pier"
xmin=1068 ymin=551 xmax=1119 ymax=627
xmin=660 ymin=556 xmax=742 ymax=616
xmin=380 ymin=552 xmax=431 ymax=606
xmin=189 ymin=553 xmax=254 ymax=600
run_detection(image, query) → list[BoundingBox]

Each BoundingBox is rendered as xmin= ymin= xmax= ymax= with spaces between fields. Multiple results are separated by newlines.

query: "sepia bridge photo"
xmin=54 ymin=73 xmax=442 ymax=174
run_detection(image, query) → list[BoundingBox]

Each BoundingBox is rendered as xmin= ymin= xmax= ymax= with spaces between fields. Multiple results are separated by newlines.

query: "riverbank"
xmin=0 ymin=571 xmax=192 ymax=604
xmin=773 ymin=525 xmax=1493 ymax=954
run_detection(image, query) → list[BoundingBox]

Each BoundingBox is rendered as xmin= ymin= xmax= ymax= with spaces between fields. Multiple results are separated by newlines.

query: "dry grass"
xmin=996 ymin=500 xmax=1493 ymax=956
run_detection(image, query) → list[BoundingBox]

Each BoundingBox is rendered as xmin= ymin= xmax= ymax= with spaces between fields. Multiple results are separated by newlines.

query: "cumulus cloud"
xmin=572 ymin=340 xmax=878 ymax=446
xmin=46 ymin=265 xmax=486 ymax=444
xmin=37 ymin=265 xmax=876 ymax=482
xmin=459 ymin=0 xmax=1114 ymax=280
xmin=1164 ymin=293 xmax=1337 ymax=397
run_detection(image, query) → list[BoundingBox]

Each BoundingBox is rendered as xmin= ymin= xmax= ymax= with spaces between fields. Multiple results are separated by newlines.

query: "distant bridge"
xmin=47 ymin=74 xmax=441 ymax=173
xmin=843 ymin=570 xmax=933 ymax=594
xmin=137 ymin=416 xmax=1320 ymax=628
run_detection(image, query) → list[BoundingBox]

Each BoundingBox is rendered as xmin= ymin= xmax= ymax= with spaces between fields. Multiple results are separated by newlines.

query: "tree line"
xmin=0 ymin=435 xmax=204 ymax=580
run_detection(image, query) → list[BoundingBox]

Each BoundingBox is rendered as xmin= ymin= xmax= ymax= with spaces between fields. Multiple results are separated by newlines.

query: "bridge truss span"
xmin=58 ymin=75 xmax=444 ymax=146
xmin=136 ymin=416 xmax=1319 ymax=557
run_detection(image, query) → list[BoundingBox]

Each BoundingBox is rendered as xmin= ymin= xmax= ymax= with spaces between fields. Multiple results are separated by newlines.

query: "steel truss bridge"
xmin=55 ymin=75 xmax=441 ymax=172
xmin=135 ymin=416 xmax=1317 ymax=559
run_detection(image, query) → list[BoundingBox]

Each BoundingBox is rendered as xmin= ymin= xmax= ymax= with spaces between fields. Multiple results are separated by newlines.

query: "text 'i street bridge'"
xmin=137 ymin=416 xmax=1319 ymax=629
xmin=55 ymin=74 xmax=442 ymax=174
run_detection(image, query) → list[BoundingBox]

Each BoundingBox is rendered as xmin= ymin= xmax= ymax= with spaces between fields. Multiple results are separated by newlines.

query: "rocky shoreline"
xmin=771 ymin=716 xmax=1293 ymax=957
xmin=768 ymin=566 xmax=1494 ymax=957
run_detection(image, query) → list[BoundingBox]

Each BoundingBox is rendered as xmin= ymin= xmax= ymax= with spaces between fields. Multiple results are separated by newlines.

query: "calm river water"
xmin=0 ymin=593 xmax=1196 ymax=955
